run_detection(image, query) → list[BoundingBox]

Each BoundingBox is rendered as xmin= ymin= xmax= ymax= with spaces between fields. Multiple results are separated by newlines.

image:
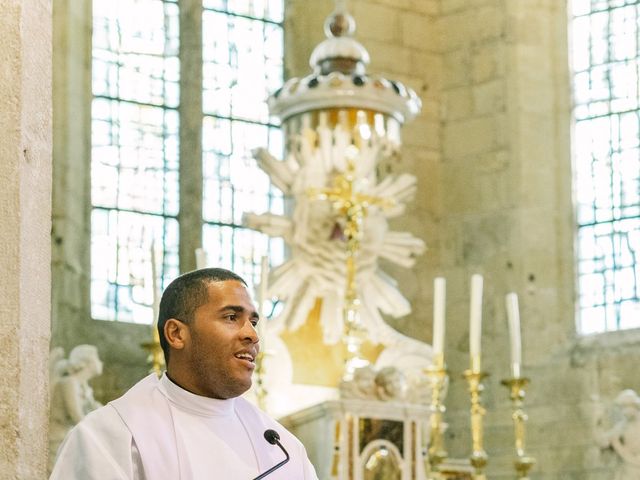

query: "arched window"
xmin=572 ymin=0 xmax=640 ymax=333
xmin=91 ymin=0 xmax=284 ymax=324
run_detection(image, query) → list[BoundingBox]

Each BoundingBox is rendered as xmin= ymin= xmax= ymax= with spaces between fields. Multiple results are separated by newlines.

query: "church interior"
xmin=2 ymin=0 xmax=640 ymax=478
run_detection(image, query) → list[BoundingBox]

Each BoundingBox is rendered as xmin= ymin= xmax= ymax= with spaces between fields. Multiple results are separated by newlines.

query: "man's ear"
xmin=164 ymin=318 xmax=189 ymax=351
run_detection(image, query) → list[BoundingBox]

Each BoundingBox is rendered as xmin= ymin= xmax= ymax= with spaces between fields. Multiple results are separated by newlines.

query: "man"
xmin=51 ymin=268 xmax=318 ymax=479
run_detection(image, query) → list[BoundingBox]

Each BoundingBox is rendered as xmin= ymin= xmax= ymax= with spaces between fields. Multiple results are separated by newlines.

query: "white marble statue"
xmin=243 ymin=125 xmax=426 ymax=346
xmin=49 ymin=345 xmax=103 ymax=471
xmin=339 ymin=365 xmax=378 ymax=400
xmin=374 ymin=327 xmax=438 ymax=405
xmin=597 ymin=389 xmax=640 ymax=479
xmin=340 ymin=365 xmax=408 ymax=402
xmin=374 ymin=366 xmax=408 ymax=402
xmin=338 ymin=327 xmax=441 ymax=405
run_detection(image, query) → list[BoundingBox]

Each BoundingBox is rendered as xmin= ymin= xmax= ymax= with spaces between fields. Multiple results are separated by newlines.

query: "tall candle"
xmin=258 ymin=256 xmax=270 ymax=341
xmin=505 ymin=292 xmax=522 ymax=378
xmin=150 ymin=241 xmax=161 ymax=325
xmin=469 ymin=274 xmax=483 ymax=371
xmin=432 ymin=277 xmax=446 ymax=359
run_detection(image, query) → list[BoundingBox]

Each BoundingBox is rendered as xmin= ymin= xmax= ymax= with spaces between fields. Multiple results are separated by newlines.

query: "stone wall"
xmin=287 ymin=1 xmax=636 ymax=479
xmin=0 ymin=1 xmax=52 ymax=477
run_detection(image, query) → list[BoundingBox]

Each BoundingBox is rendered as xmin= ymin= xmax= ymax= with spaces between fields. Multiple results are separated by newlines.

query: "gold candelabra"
xmin=501 ymin=377 xmax=535 ymax=479
xmin=253 ymin=350 xmax=269 ymax=410
xmin=425 ymin=353 xmax=448 ymax=474
xmin=463 ymin=358 xmax=488 ymax=480
xmin=330 ymin=420 xmax=341 ymax=479
xmin=140 ymin=325 xmax=165 ymax=377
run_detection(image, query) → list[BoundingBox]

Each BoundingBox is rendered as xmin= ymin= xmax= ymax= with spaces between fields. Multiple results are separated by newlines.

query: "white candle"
xmin=150 ymin=241 xmax=161 ymax=325
xmin=505 ymin=292 xmax=522 ymax=378
xmin=195 ymin=248 xmax=207 ymax=269
xmin=432 ymin=277 xmax=446 ymax=358
xmin=469 ymin=274 xmax=483 ymax=371
xmin=258 ymin=256 xmax=270 ymax=340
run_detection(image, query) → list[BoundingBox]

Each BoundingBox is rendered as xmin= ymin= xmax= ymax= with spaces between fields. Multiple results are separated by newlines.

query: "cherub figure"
xmin=597 ymin=389 xmax=640 ymax=480
xmin=49 ymin=345 xmax=103 ymax=471
xmin=374 ymin=367 xmax=407 ymax=402
xmin=339 ymin=365 xmax=408 ymax=402
xmin=339 ymin=365 xmax=378 ymax=400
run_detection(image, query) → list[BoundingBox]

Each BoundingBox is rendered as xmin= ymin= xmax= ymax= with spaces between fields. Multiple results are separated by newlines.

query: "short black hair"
xmin=157 ymin=267 xmax=247 ymax=364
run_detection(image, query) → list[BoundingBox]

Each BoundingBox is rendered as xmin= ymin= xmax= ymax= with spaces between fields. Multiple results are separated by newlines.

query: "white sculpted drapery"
xmin=243 ymin=122 xmax=425 ymax=346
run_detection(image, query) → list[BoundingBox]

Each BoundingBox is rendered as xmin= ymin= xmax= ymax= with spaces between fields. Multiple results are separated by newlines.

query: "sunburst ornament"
xmin=245 ymin=135 xmax=425 ymax=346
xmin=243 ymin=2 xmax=424 ymax=360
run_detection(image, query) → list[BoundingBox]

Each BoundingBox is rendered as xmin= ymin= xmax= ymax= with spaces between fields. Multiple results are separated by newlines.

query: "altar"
xmin=280 ymin=399 xmax=431 ymax=480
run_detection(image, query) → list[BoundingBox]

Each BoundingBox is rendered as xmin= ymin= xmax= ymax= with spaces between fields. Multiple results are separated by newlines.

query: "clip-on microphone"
xmin=252 ymin=429 xmax=290 ymax=479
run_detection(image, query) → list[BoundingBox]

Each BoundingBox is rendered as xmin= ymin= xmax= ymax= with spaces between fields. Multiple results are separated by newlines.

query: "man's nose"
xmin=242 ymin=319 xmax=259 ymax=343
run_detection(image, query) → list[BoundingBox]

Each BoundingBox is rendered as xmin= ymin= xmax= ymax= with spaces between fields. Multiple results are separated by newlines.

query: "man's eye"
xmin=225 ymin=314 xmax=237 ymax=321
xmin=251 ymin=320 xmax=258 ymax=328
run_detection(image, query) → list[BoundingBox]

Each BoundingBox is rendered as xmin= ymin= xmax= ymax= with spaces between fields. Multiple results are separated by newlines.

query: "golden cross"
xmin=307 ymin=156 xmax=394 ymax=305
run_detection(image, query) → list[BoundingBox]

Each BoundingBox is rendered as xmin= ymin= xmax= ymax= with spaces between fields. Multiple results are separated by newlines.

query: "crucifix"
xmin=308 ymin=149 xmax=394 ymax=379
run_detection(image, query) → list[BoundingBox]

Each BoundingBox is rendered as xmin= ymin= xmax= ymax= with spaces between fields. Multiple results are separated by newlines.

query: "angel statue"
xmin=49 ymin=345 xmax=103 ymax=471
xmin=596 ymin=389 xmax=640 ymax=480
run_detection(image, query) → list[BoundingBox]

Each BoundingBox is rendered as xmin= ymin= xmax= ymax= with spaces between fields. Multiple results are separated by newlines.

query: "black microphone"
xmin=252 ymin=429 xmax=290 ymax=479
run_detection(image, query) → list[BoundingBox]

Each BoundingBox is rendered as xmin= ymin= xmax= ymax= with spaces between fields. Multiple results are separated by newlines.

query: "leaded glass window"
xmin=201 ymin=3 xmax=285 ymax=284
xmin=91 ymin=0 xmax=284 ymax=324
xmin=571 ymin=0 xmax=640 ymax=334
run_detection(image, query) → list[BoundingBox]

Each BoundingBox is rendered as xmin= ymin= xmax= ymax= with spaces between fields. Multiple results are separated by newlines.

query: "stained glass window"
xmin=91 ymin=0 xmax=284 ymax=324
xmin=201 ymin=4 xmax=285 ymax=284
xmin=571 ymin=0 xmax=640 ymax=334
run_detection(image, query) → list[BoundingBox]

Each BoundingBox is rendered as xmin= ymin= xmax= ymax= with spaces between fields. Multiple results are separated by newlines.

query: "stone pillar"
xmin=438 ymin=0 xmax=575 ymax=472
xmin=0 ymin=0 xmax=52 ymax=478
xmin=179 ymin=0 xmax=203 ymax=273
xmin=51 ymin=0 xmax=92 ymax=347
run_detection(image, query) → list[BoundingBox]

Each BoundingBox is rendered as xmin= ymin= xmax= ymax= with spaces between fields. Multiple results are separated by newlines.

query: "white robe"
xmin=50 ymin=373 xmax=318 ymax=480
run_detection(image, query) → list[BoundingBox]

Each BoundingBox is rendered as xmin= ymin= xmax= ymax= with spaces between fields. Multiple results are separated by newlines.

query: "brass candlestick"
xmin=254 ymin=350 xmax=268 ymax=410
xmin=501 ymin=377 xmax=535 ymax=479
xmin=141 ymin=325 xmax=165 ymax=377
xmin=463 ymin=361 xmax=488 ymax=480
xmin=330 ymin=420 xmax=341 ymax=479
xmin=425 ymin=353 xmax=448 ymax=473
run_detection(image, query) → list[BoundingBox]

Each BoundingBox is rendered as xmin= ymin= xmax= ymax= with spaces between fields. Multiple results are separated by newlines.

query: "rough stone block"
xmin=439 ymin=6 xmax=504 ymax=52
xmin=473 ymin=79 xmax=505 ymax=115
xmin=366 ymin=39 xmax=413 ymax=76
xmin=409 ymin=50 xmax=443 ymax=90
xmin=401 ymin=11 xmax=436 ymax=51
xmin=472 ymin=43 xmax=506 ymax=83
xmin=404 ymin=117 xmax=440 ymax=150
xmin=440 ymin=0 xmax=468 ymax=15
xmin=352 ymin=1 xmax=401 ymax=44
xmin=443 ymin=117 xmax=497 ymax=158
xmin=442 ymin=48 xmax=472 ymax=88
xmin=443 ymin=86 xmax=473 ymax=120
xmin=409 ymin=0 xmax=439 ymax=16
xmin=365 ymin=0 xmax=412 ymax=10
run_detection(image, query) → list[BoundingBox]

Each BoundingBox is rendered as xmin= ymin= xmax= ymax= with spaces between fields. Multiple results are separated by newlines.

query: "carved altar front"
xmin=279 ymin=399 xmax=431 ymax=480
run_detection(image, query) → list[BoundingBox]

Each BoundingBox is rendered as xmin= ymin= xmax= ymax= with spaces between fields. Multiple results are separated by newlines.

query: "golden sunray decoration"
xmin=307 ymin=153 xmax=395 ymax=378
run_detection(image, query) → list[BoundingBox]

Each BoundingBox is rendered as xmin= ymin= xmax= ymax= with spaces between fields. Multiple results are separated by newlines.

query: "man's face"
xmin=183 ymin=280 xmax=260 ymax=399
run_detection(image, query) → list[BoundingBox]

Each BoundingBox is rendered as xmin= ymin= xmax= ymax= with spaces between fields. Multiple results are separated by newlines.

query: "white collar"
xmin=159 ymin=373 xmax=236 ymax=417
